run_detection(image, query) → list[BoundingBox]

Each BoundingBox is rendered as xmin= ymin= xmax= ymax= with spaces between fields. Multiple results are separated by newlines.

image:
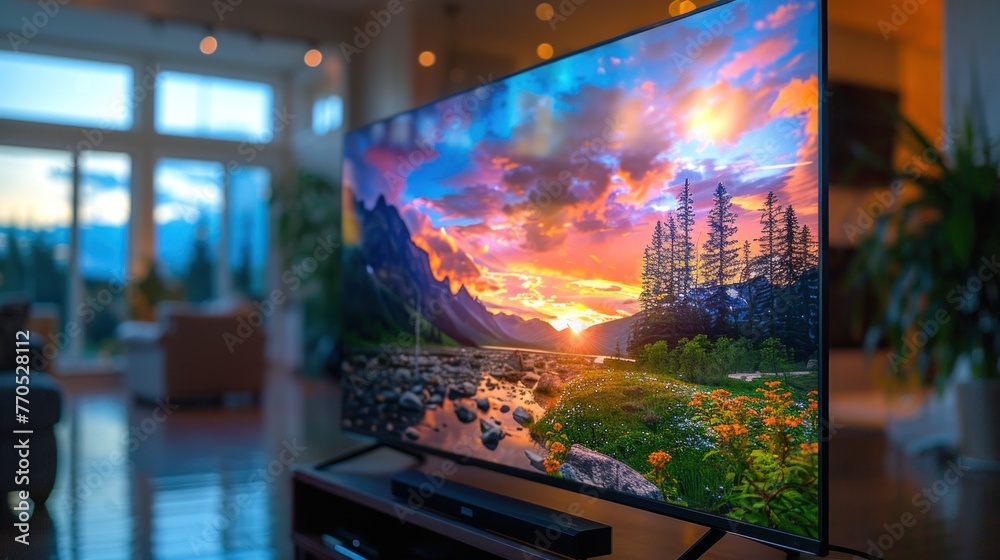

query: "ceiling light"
xmin=668 ymin=0 xmax=698 ymax=17
xmin=537 ymin=43 xmax=554 ymax=60
xmin=304 ymin=48 xmax=323 ymax=67
xmin=536 ymin=3 xmax=555 ymax=21
xmin=200 ymin=35 xmax=217 ymax=55
xmin=418 ymin=51 xmax=437 ymax=67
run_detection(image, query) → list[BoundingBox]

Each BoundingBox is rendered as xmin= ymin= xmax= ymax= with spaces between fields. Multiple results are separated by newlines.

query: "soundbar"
xmin=391 ymin=469 xmax=612 ymax=559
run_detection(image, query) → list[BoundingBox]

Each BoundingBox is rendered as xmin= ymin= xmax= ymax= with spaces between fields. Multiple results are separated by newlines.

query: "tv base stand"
xmin=678 ymin=528 xmax=800 ymax=560
xmin=293 ymin=443 xmax=823 ymax=559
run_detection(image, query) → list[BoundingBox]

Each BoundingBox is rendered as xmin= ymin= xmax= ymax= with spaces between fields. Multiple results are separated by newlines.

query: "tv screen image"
xmin=342 ymin=0 xmax=824 ymax=552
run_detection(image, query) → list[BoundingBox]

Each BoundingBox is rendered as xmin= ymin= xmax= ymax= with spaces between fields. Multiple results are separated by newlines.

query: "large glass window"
xmin=155 ymin=71 xmax=274 ymax=142
xmin=0 ymin=51 xmax=133 ymax=129
xmin=154 ymin=159 xmax=223 ymax=302
xmin=228 ymin=166 xmax=270 ymax=300
xmin=0 ymin=145 xmax=72 ymax=324
xmin=312 ymin=94 xmax=343 ymax=135
xmin=79 ymin=152 xmax=131 ymax=355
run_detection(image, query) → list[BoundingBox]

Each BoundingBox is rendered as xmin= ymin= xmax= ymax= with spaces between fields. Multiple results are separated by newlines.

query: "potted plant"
xmin=271 ymin=171 xmax=342 ymax=375
xmin=853 ymin=112 xmax=1000 ymax=468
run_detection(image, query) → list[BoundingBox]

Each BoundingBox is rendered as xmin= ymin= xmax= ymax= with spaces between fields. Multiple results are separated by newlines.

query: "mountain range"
xmin=344 ymin=195 xmax=634 ymax=356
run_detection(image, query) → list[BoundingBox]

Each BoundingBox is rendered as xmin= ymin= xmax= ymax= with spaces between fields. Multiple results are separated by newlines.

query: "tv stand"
xmin=678 ymin=528 xmax=800 ymax=560
xmin=293 ymin=443 xmax=822 ymax=559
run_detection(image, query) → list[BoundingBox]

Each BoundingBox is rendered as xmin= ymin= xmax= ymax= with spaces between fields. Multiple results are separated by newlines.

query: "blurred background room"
xmin=0 ymin=0 xmax=997 ymax=558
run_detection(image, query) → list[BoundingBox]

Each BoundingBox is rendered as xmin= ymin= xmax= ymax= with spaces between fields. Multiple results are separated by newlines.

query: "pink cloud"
xmin=719 ymin=36 xmax=795 ymax=82
xmin=754 ymin=2 xmax=815 ymax=31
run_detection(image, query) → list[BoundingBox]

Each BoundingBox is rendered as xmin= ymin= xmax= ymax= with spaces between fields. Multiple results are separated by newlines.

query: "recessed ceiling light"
xmin=668 ymin=0 xmax=698 ymax=17
xmin=418 ymin=51 xmax=437 ymax=67
xmin=536 ymin=3 xmax=555 ymax=21
xmin=200 ymin=35 xmax=217 ymax=55
xmin=537 ymin=43 xmax=554 ymax=60
xmin=304 ymin=48 xmax=323 ymax=67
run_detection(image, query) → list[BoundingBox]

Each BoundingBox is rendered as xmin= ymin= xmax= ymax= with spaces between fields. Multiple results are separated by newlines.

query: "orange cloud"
xmin=767 ymin=74 xmax=820 ymax=221
xmin=403 ymin=207 xmax=487 ymax=293
xmin=678 ymin=81 xmax=774 ymax=145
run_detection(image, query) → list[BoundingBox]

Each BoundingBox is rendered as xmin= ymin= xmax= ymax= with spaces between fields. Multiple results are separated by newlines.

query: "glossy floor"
xmin=10 ymin=372 xmax=1000 ymax=559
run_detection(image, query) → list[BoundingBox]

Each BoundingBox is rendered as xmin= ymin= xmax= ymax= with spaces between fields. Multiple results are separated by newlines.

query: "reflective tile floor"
xmin=3 ymin=371 xmax=998 ymax=559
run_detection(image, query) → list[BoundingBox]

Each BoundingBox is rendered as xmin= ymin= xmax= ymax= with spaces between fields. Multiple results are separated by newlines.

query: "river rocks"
xmin=481 ymin=428 xmax=503 ymax=449
xmin=475 ymin=398 xmax=490 ymax=412
xmin=525 ymin=450 xmax=546 ymax=472
xmin=403 ymin=427 xmax=421 ymax=441
xmin=459 ymin=381 xmax=478 ymax=397
xmin=398 ymin=391 xmax=424 ymax=411
xmin=559 ymin=444 xmax=664 ymax=502
xmin=521 ymin=372 xmax=541 ymax=387
xmin=534 ymin=373 xmax=563 ymax=396
xmin=513 ymin=406 xmax=533 ymax=426
xmin=455 ymin=405 xmax=477 ymax=423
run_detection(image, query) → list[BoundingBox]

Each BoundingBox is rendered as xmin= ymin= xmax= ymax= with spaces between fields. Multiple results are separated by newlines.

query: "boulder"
xmin=459 ymin=381 xmax=478 ymax=397
xmin=398 ymin=391 xmax=424 ymax=411
xmin=455 ymin=405 xmax=477 ymax=423
xmin=521 ymin=372 xmax=541 ymax=387
xmin=534 ymin=374 xmax=563 ymax=396
xmin=559 ymin=444 xmax=664 ymax=502
xmin=500 ymin=405 xmax=511 ymax=413
xmin=512 ymin=406 xmax=533 ymax=426
xmin=480 ymin=428 xmax=502 ymax=449
xmin=475 ymin=398 xmax=490 ymax=412
xmin=524 ymin=450 xmax=546 ymax=472
xmin=502 ymin=369 xmax=526 ymax=382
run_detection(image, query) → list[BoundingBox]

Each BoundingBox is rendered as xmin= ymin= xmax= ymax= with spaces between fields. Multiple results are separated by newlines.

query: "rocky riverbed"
xmin=341 ymin=347 xmax=591 ymax=471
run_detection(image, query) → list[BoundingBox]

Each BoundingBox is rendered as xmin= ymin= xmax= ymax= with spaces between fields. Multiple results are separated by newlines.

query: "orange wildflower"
xmin=648 ymin=450 xmax=673 ymax=469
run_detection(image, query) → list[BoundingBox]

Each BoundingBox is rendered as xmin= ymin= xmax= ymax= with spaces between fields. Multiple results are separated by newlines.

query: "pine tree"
xmin=639 ymin=222 xmax=669 ymax=312
xmin=676 ymin=179 xmax=696 ymax=297
xmin=780 ymin=204 xmax=801 ymax=285
xmin=702 ymin=182 xmax=739 ymax=329
xmin=640 ymin=243 xmax=656 ymax=312
xmin=740 ymin=240 xmax=753 ymax=283
xmin=664 ymin=214 xmax=677 ymax=302
xmin=651 ymin=220 xmax=667 ymax=304
xmin=798 ymin=224 xmax=817 ymax=272
xmin=756 ymin=191 xmax=781 ymax=286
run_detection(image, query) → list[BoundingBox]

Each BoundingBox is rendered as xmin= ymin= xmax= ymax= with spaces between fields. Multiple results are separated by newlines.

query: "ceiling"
xmin=3 ymin=0 xmax=942 ymax=78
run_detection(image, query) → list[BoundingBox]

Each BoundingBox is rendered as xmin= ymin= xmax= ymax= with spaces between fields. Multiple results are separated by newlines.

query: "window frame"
xmin=0 ymin=41 xmax=291 ymax=365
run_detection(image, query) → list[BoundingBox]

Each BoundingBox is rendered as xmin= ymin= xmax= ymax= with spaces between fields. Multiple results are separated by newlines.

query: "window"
xmin=79 ymin=152 xmax=131 ymax=355
xmin=312 ymin=94 xmax=343 ymax=135
xmin=228 ymin=166 xmax=270 ymax=299
xmin=154 ymin=159 xmax=224 ymax=302
xmin=0 ymin=51 xmax=133 ymax=129
xmin=0 ymin=145 xmax=72 ymax=323
xmin=156 ymin=71 xmax=274 ymax=142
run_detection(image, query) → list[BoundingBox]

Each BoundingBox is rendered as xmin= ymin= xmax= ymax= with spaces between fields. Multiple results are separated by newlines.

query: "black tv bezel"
xmin=340 ymin=0 xmax=829 ymax=556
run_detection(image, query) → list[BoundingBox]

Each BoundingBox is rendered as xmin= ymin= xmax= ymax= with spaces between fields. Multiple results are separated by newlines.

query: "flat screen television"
xmin=341 ymin=0 xmax=827 ymax=555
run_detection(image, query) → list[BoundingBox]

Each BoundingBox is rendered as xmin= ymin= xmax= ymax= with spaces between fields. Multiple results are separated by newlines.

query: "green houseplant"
xmin=854 ymin=111 xmax=1000 ymax=466
xmin=271 ymin=171 xmax=342 ymax=374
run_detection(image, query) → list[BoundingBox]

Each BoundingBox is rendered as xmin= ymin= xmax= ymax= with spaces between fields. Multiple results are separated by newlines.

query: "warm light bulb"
xmin=418 ymin=50 xmax=436 ymax=67
xmin=537 ymin=43 xmax=554 ymax=60
xmin=200 ymin=35 xmax=218 ymax=55
xmin=535 ymin=3 xmax=555 ymax=21
xmin=668 ymin=0 xmax=698 ymax=17
xmin=304 ymin=48 xmax=323 ymax=67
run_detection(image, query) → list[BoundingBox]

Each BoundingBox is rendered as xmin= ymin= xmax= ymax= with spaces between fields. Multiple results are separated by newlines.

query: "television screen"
xmin=341 ymin=0 xmax=824 ymax=553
